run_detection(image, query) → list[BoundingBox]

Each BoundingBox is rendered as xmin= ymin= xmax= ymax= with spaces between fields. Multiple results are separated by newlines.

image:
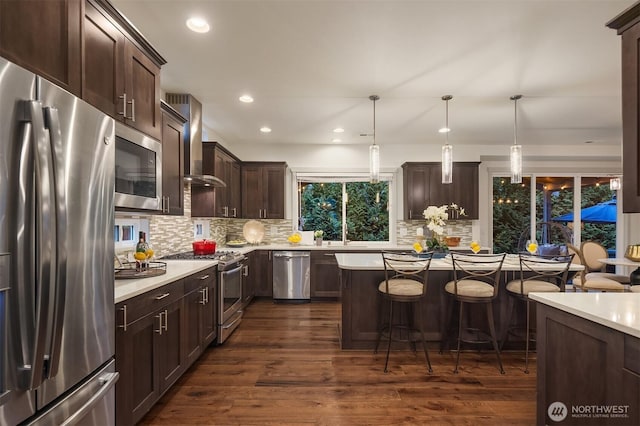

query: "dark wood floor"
xmin=140 ymin=299 xmax=536 ymax=425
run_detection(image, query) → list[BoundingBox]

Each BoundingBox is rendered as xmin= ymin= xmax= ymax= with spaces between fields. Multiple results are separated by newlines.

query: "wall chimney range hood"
xmin=165 ymin=93 xmax=226 ymax=187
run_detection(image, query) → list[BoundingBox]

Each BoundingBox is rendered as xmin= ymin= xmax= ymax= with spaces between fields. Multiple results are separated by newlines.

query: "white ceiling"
xmin=111 ymin=0 xmax=634 ymax=149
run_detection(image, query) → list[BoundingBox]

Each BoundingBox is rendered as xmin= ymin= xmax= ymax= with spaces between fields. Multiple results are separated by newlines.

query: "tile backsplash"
xmin=396 ymin=220 xmax=473 ymax=246
xmin=145 ymin=185 xmax=296 ymax=256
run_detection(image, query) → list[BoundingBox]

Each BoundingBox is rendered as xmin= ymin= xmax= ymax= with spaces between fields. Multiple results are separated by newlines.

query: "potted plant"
xmin=314 ymin=230 xmax=324 ymax=246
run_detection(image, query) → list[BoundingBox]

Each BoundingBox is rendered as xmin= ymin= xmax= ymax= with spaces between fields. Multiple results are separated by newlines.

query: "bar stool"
xmin=374 ymin=251 xmax=433 ymax=373
xmin=505 ymin=253 xmax=573 ymax=373
xmin=445 ymin=253 xmax=506 ymax=374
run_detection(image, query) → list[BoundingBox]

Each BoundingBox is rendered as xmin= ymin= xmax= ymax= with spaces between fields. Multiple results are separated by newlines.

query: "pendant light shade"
xmin=369 ymin=95 xmax=380 ymax=183
xmin=441 ymin=95 xmax=453 ymax=184
xmin=510 ymin=95 xmax=523 ymax=184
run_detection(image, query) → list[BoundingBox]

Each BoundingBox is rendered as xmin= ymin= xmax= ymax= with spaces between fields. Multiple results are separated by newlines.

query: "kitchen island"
xmin=336 ymin=252 xmax=584 ymax=350
xmin=530 ymin=293 xmax=640 ymax=425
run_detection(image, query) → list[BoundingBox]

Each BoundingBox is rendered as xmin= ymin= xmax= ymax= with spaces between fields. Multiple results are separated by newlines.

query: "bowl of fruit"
xmin=287 ymin=232 xmax=302 ymax=245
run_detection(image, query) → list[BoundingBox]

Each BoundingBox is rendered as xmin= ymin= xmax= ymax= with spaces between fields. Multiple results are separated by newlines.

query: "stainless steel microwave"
xmin=114 ymin=122 xmax=162 ymax=210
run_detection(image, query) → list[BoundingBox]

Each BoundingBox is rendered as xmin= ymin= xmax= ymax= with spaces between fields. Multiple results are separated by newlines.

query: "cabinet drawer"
xmin=184 ymin=266 xmax=216 ymax=294
xmin=116 ymin=279 xmax=184 ymax=326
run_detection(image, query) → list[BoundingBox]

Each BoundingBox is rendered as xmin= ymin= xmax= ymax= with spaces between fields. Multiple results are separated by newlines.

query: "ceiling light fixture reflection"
xmin=369 ymin=95 xmax=380 ymax=184
xmin=332 ymin=138 xmax=341 ymax=143
xmin=610 ymin=177 xmax=621 ymax=191
xmin=441 ymin=95 xmax=453 ymax=184
xmin=333 ymin=127 xmax=345 ymax=133
xmin=186 ymin=17 xmax=210 ymax=33
xmin=260 ymin=126 xmax=272 ymax=133
xmin=510 ymin=94 xmax=523 ymax=184
xmin=239 ymin=94 xmax=254 ymax=103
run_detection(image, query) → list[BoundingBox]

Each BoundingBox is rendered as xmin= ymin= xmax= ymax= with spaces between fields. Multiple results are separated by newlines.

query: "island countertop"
xmin=335 ymin=252 xmax=584 ymax=272
xmin=529 ymin=292 xmax=640 ymax=338
xmin=115 ymin=260 xmax=218 ymax=304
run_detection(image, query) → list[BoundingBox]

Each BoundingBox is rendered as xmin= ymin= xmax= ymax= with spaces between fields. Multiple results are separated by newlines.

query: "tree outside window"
xmin=299 ymin=180 xmax=389 ymax=242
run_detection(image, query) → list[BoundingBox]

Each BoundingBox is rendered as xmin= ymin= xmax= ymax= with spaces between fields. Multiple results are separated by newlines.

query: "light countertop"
xmin=529 ymin=292 xmax=640 ymax=338
xmin=334 ymin=252 xmax=584 ymax=272
xmin=115 ymin=260 xmax=217 ymax=304
xmin=219 ymin=243 xmax=486 ymax=253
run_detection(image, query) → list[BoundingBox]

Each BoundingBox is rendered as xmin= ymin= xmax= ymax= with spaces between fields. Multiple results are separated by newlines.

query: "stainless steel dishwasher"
xmin=272 ymin=251 xmax=311 ymax=302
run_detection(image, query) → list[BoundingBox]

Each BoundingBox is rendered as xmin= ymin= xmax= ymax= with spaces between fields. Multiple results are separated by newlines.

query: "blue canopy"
xmin=552 ymin=199 xmax=617 ymax=224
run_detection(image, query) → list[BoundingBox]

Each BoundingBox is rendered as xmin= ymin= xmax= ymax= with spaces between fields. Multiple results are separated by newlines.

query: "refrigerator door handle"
xmin=43 ymin=106 xmax=68 ymax=379
xmin=17 ymin=100 xmax=57 ymax=390
xmin=59 ymin=372 xmax=119 ymax=426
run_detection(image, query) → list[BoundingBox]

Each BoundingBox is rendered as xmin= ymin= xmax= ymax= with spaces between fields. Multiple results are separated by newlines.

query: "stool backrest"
xmin=512 ymin=253 xmax=574 ymax=295
xmin=449 ymin=253 xmax=506 ymax=299
xmin=381 ymin=251 xmax=433 ymax=297
xmin=580 ymin=241 xmax=608 ymax=272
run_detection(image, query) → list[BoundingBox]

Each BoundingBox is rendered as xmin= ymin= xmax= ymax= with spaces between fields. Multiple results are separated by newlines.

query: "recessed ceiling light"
xmin=438 ymin=127 xmax=451 ymax=133
xmin=186 ymin=17 xmax=210 ymax=33
xmin=332 ymin=138 xmax=341 ymax=143
xmin=260 ymin=127 xmax=272 ymax=133
xmin=239 ymin=94 xmax=254 ymax=103
xmin=333 ymin=127 xmax=345 ymax=133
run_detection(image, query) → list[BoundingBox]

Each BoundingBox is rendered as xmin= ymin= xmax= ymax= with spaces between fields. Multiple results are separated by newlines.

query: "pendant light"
xmin=510 ymin=94 xmax=523 ymax=184
xmin=441 ymin=95 xmax=453 ymax=184
xmin=369 ymin=95 xmax=380 ymax=183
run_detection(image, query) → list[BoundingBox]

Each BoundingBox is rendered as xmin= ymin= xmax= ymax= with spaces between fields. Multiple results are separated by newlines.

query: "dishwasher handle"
xmin=273 ymin=252 xmax=310 ymax=259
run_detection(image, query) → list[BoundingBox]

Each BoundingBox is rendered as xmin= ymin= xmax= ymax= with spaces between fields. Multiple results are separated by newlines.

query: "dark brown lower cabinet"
xmin=536 ymin=303 xmax=640 ymax=426
xmin=310 ymin=251 xmax=342 ymax=298
xmin=184 ymin=267 xmax=217 ymax=366
xmin=115 ymin=289 xmax=184 ymax=426
xmin=249 ymin=250 xmax=273 ymax=298
xmin=116 ymin=266 xmax=217 ymax=426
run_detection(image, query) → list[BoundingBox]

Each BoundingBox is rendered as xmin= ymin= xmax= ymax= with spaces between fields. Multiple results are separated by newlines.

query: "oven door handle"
xmin=221 ymin=264 xmax=243 ymax=276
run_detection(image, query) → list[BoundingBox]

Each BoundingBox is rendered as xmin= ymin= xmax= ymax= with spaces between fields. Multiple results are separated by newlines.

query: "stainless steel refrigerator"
xmin=0 ymin=57 xmax=118 ymax=425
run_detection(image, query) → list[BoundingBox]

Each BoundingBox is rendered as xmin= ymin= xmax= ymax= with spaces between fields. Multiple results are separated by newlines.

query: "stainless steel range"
xmin=162 ymin=251 xmax=246 ymax=343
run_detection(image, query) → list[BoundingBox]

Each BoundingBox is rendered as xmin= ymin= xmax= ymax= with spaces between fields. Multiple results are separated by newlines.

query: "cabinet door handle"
xmin=162 ymin=309 xmax=168 ymax=332
xmin=205 ymin=286 xmax=209 ymax=304
xmin=118 ymin=305 xmax=127 ymax=331
xmin=118 ymin=93 xmax=127 ymax=117
xmin=324 ymin=253 xmax=335 ymax=257
xmin=223 ymin=206 xmax=229 ymax=217
xmin=409 ymin=209 xmax=412 ymax=218
xmin=155 ymin=311 xmax=164 ymax=335
xmin=155 ymin=292 xmax=170 ymax=300
xmin=128 ymin=98 xmax=136 ymax=122
xmin=232 ymin=207 xmax=237 ymax=217
xmin=165 ymin=196 xmax=170 ymax=213
xmin=243 ymin=265 xmax=249 ymax=277
xmin=199 ymin=288 xmax=207 ymax=304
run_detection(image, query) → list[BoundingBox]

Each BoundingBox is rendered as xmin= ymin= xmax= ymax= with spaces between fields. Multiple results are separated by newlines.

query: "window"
xmin=492 ymin=177 xmax=531 ymax=253
xmin=492 ymin=175 xmax=618 ymax=254
xmin=114 ymin=218 xmax=148 ymax=251
xmin=298 ymin=177 xmax=390 ymax=243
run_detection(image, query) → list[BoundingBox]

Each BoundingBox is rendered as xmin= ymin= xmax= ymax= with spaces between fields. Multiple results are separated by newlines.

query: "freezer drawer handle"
xmin=60 ymin=371 xmax=120 ymax=426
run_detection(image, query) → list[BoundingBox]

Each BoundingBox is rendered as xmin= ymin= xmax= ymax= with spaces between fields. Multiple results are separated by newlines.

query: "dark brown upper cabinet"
xmin=242 ymin=162 xmax=287 ymax=219
xmin=402 ymin=162 xmax=480 ymax=220
xmin=0 ymin=0 xmax=82 ymax=95
xmin=608 ymin=4 xmax=640 ymax=213
xmin=83 ymin=0 xmax=165 ymax=140
xmin=160 ymin=101 xmax=186 ymax=216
